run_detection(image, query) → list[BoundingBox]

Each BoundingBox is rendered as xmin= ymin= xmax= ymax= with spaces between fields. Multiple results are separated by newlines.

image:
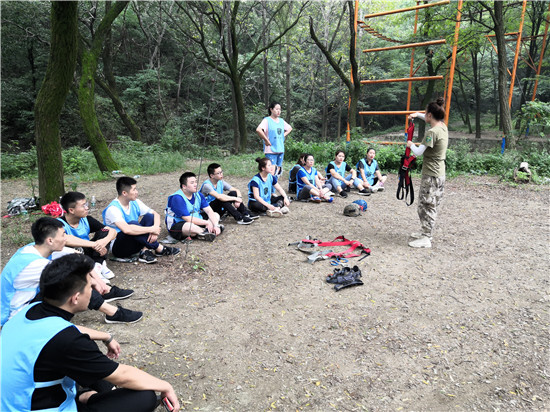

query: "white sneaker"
xmin=101 ymin=261 xmax=115 ymax=279
xmin=280 ymin=206 xmax=290 ymax=214
xmin=410 ymin=232 xmax=423 ymax=239
xmin=408 ymin=236 xmax=432 ymax=248
xmin=266 ymin=209 xmax=283 ymax=218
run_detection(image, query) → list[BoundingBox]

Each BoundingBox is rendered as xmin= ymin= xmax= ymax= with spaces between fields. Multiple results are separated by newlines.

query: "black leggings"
xmin=83 ymin=230 xmax=110 ymax=264
xmin=77 ymin=388 xmax=157 ymax=412
xmin=248 ymin=195 xmax=284 ymax=213
xmin=111 ymin=214 xmax=160 ymax=258
xmin=209 ymin=190 xmax=249 ymax=221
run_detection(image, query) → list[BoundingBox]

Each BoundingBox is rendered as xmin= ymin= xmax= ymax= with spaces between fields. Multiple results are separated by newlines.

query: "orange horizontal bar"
xmin=363 ymin=39 xmax=446 ymax=53
xmin=487 ymin=31 xmax=520 ymax=37
xmin=365 ymin=141 xmax=407 ymax=145
xmin=361 ymin=75 xmax=443 ymax=84
xmin=364 ymin=0 xmax=450 ymax=19
xmin=359 ymin=111 xmax=425 ymax=115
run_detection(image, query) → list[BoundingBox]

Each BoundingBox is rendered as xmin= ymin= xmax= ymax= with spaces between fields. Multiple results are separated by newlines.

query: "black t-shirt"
xmin=59 ymin=215 xmax=106 ymax=236
xmin=27 ymin=302 xmax=119 ymax=410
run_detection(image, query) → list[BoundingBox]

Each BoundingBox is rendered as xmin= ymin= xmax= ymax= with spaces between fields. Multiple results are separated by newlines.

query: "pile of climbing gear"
xmin=291 ymin=235 xmax=370 ymax=264
xmin=326 ymin=265 xmax=363 ymax=291
xmin=396 ymin=121 xmax=417 ymax=206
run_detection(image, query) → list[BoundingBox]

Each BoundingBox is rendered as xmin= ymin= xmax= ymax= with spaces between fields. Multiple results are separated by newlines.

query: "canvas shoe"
xmin=339 ymin=191 xmax=348 ymax=198
xmin=197 ymin=230 xmax=216 ymax=242
xmin=280 ymin=206 xmax=290 ymax=214
xmin=408 ymin=236 xmax=432 ymax=248
xmin=266 ymin=209 xmax=283 ymax=218
xmin=138 ymin=250 xmax=158 ymax=264
xmin=155 ymin=246 xmax=181 ymax=257
xmin=101 ymin=261 xmax=115 ymax=279
xmin=105 ymin=304 xmax=143 ymax=324
xmin=237 ymin=216 xmax=254 ymax=225
xmin=102 ymin=286 xmax=134 ymax=302
xmin=244 ymin=212 xmax=260 ymax=220
xmin=358 ymin=189 xmax=371 ymax=196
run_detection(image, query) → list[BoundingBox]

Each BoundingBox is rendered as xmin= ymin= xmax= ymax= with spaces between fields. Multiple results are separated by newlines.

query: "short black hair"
xmin=40 ymin=254 xmax=94 ymax=306
xmin=207 ymin=163 xmax=221 ymax=177
xmin=60 ymin=191 xmax=86 ymax=213
xmin=179 ymin=172 xmax=196 ymax=187
xmin=31 ymin=217 xmax=64 ymax=245
xmin=116 ymin=176 xmax=137 ymax=195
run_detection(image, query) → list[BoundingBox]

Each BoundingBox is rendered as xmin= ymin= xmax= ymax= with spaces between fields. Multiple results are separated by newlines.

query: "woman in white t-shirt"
xmin=256 ymin=102 xmax=292 ymax=178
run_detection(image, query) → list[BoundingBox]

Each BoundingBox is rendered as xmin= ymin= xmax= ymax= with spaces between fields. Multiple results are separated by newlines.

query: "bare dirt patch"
xmin=2 ymin=172 xmax=549 ymax=411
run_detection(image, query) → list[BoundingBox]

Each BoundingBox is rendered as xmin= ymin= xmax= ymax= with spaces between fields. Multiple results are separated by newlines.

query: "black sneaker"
xmin=105 ymin=305 xmax=143 ymax=324
xmin=237 ymin=216 xmax=254 ymax=225
xmin=344 ymin=185 xmax=351 ymax=192
xmin=102 ymin=286 xmax=134 ymax=302
xmin=244 ymin=212 xmax=260 ymax=220
xmin=155 ymin=246 xmax=181 ymax=257
xmin=339 ymin=191 xmax=348 ymax=198
xmin=197 ymin=230 xmax=216 ymax=242
xmin=138 ymin=250 xmax=157 ymax=264
xmin=359 ymin=189 xmax=371 ymax=196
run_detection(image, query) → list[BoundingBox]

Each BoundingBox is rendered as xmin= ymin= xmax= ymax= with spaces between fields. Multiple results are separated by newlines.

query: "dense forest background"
xmin=1 ymin=1 xmax=549 ymax=199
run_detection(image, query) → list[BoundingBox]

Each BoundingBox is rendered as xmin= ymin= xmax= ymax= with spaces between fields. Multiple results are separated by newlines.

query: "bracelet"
xmin=104 ymin=334 xmax=113 ymax=345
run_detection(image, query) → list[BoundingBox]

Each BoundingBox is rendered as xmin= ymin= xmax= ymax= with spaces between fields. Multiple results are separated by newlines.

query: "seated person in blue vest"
xmin=199 ymin=163 xmax=257 ymax=225
xmin=256 ymin=102 xmax=293 ymax=178
xmin=248 ymin=157 xmax=291 ymax=218
xmin=1 ymin=217 xmax=142 ymax=327
xmin=59 ymin=191 xmax=118 ymax=283
xmin=103 ymin=176 xmax=180 ymax=264
xmin=296 ymin=154 xmax=333 ymax=203
xmin=356 ymin=147 xmax=387 ymax=193
xmin=288 ymin=153 xmax=307 ymax=194
xmin=0 ymin=253 xmax=180 ymax=412
xmin=166 ymin=172 xmax=223 ymax=242
xmin=326 ymin=150 xmax=370 ymax=198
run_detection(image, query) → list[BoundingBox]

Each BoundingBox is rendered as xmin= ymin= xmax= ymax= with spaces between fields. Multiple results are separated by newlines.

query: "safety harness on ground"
xmin=295 ymin=235 xmax=371 ymax=263
xmin=396 ymin=121 xmax=416 ymax=206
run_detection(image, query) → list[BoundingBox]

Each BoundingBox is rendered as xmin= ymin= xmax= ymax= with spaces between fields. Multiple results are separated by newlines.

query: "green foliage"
xmin=514 ymin=100 xmax=550 ymax=137
xmin=1 ymin=147 xmax=38 ymax=179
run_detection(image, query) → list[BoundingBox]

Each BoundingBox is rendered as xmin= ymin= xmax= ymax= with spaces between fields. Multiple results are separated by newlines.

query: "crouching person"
xmin=0 ymin=254 xmax=180 ymax=412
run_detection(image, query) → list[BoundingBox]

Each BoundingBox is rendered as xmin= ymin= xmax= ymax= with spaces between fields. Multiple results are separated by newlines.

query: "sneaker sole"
xmin=104 ymin=313 xmax=143 ymax=324
xmin=104 ymin=291 xmax=134 ymax=303
xmin=237 ymin=220 xmax=254 ymax=225
xmin=267 ymin=211 xmax=283 ymax=218
xmin=138 ymin=257 xmax=158 ymax=264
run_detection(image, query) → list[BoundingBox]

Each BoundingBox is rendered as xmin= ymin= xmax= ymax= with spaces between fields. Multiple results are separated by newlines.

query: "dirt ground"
xmin=1 ymin=171 xmax=549 ymax=411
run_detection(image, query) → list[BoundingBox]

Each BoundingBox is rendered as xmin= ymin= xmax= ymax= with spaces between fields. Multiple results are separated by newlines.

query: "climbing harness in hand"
xmin=396 ymin=121 xmax=417 ymax=206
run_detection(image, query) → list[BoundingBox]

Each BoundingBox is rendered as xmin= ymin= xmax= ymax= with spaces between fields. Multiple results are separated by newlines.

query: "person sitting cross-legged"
xmin=200 ymin=163 xmax=258 ymax=225
xmin=0 ymin=253 xmax=180 ymax=412
xmin=103 ymin=177 xmax=180 ymax=264
xmin=166 ymin=172 xmax=223 ymax=242
xmin=0 ymin=217 xmax=142 ymax=326
xmin=247 ymin=157 xmax=291 ymax=218
xmin=326 ymin=150 xmax=370 ymax=197
xmin=296 ymin=154 xmax=333 ymax=202
xmin=356 ymin=147 xmax=387 ymax=193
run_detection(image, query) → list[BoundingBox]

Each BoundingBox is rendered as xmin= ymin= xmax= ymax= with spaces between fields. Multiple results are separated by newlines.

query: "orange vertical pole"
xmin=531 ymin=1 xmax=550 ymax=101
xmin=508 ymin=0 xmax=527 ymax=108
xmin=444 ymin=0 xmax=462 ymax=125
xmin=347 ymin=0 xmax=359 ymax=142
xmin=405 ymin=2 xmax=420 ymax=130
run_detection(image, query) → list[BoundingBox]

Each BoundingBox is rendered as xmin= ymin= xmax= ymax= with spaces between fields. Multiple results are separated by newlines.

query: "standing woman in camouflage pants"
xmin=406 ymin=98 xmax=448 ymax=248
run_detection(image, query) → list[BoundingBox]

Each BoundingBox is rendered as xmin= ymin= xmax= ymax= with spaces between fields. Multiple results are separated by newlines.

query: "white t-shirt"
xmin=103 ymin=198 xmax=151 ymax=229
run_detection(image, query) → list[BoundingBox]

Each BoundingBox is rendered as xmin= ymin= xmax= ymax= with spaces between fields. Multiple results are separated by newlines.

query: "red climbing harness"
xmin=300 ymin=235 xmax=371 ymax=259
xmin=396 ymin=121 xmax=417 ymax=206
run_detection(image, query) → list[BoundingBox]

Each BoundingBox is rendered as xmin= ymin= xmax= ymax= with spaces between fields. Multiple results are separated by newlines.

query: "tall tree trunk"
xmin=261 ymin=1 xmax=269 ymax=108
xmin=98 ymin=2 xmax=142 ymax=142
xmin=78 ymin=1 xmax=128 ymax=171
xmin=493 ymin=1 xmax=514 ymax=148
xmin=35 ymin=2 xmax=78 ymax=203
xmin=285 ymin=2 xmax=293 ymax=123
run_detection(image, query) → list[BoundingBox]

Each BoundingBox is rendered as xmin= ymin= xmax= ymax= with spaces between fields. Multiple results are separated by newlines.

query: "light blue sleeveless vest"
xmin=326 ymin=161 xmax=347 ymax=179
xmin=357 ymin=158 xmax=378 ymax=185
xmin=57 ymin=217 xmax=90 ymax=240
xmin=200 ymin=180 xmax=224 ymax=204
xmin=1 ymin=302 xmax=78 ymax=411
xmin=248 ymin=174 xmax=274 ymax=203
xmin=102 ymin=200 xmax=141 ymax=232
xmin=264 ymin=117 xmax=285 ymax=153
xmin=1 ymin=245 xmax=46 ymax=326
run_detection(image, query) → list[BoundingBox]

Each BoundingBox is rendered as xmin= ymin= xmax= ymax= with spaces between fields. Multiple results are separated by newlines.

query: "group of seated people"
xmin=288 ymin=148 xmax=387 ymax=201
xmin=0 ymin=148 xmax=386 ymax=411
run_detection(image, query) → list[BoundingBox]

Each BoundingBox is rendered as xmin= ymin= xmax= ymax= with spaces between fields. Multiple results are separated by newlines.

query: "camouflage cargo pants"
xmin=417 ymin=175 xmax=445 ymax=238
